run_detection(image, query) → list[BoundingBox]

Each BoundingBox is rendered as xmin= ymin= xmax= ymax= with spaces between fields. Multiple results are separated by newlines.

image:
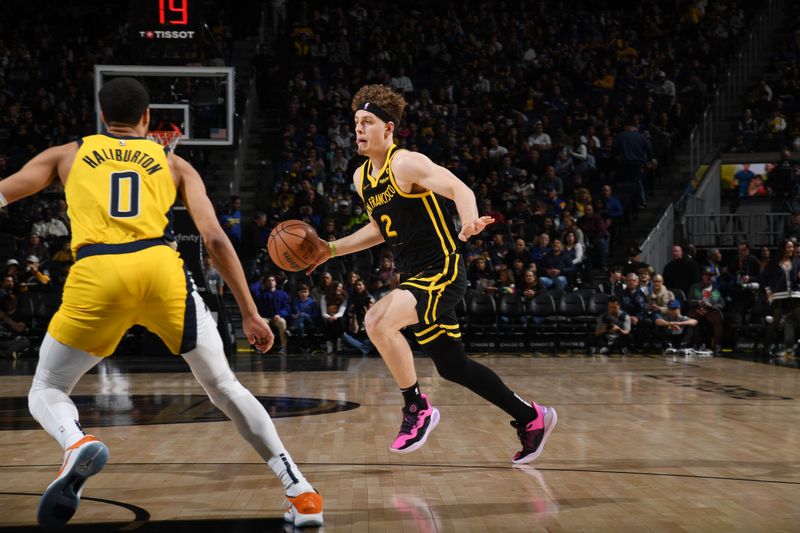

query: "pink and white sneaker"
xmin=511 ymin=402 xmax=558 ymax=464
xmin=389 ymin=393 xmax=440 ymax=454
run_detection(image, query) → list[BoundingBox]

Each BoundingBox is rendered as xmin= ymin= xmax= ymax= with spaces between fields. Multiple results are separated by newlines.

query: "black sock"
xmin=422 ymin=335 xmax=537 ymax=425
xmin=400 ymin=382 xmax=423 ymax=410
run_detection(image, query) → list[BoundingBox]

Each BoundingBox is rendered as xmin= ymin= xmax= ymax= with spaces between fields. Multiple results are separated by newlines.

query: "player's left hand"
xmin=458 ymin=216 xmax=495 ymax=241
xmin=243 ymin=314 xmax=275 ymax=353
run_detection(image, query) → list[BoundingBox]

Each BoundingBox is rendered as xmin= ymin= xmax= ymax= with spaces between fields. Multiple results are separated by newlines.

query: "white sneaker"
xmin=283 ymin=491 xmax=323 ymax=527
xmin=37 ymin=435 xmax=109 ymax=528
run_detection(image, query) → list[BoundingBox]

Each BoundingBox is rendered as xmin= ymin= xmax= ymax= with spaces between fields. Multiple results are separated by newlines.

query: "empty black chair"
xmin=497 ymin=292 xmax=525 ymax=331
xmin=526 ymin=293 xmax=558 ymax=333
xmin=552 ymin=292 xmax=586 ymax=332
xmin=467 ymin=292 xmax=497 ymax=333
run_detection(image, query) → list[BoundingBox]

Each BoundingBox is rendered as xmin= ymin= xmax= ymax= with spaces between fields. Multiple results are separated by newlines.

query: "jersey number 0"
xmin=110 ymin=171 xmax=141 ymax=218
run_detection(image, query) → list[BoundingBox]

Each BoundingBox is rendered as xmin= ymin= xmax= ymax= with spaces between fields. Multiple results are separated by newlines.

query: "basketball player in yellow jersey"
xmin=0 ymin=78 xmax=322 ymax=529
xmin=308 ymin=84 xmax=557 ymax=461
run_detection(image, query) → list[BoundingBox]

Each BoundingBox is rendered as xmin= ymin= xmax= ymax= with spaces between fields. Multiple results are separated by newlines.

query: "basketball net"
xmin=147 ymin=122 xmax=182 ymax=152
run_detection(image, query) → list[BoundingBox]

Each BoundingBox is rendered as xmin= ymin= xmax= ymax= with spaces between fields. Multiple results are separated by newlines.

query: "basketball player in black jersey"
xmin=309 ymin=85 xmax=557 ymax=463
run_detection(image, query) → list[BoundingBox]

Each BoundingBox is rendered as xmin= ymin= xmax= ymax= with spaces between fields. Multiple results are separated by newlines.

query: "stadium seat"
xmin=466 ymin=292 xmax=497 ymax=334
xmin=497 ymin=292 xmax=526 ymax=331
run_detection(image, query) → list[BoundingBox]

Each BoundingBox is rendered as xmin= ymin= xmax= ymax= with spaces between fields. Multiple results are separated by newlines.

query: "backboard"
xmin=94 ymin=65 xmax=235 ymax=147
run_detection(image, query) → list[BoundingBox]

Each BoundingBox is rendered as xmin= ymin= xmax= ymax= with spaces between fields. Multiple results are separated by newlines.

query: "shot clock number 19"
xmin=159 ymin=0 xmax=189 ymax=25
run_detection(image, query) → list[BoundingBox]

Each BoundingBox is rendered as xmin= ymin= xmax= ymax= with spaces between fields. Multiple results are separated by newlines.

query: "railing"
xmin=232 ymin=78 xmax=257 ymax=195
xmin=687 ymin=0 xmax=782 ymax=176
xmin=640 ymin=204 xmax=674 ymax=274
xmin=683 ymin=212 xmax=791 ymax=248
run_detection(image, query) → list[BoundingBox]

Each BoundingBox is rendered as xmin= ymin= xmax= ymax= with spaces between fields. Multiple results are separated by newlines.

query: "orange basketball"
xmin=268 ymin=220 xmax=320 ymax=272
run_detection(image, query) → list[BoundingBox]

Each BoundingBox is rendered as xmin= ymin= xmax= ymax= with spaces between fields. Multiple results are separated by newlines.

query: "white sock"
xmin=268 ymin=452 xmax=313 ymax=496
xmin=28 ymin=334 xmax=102 ymax=450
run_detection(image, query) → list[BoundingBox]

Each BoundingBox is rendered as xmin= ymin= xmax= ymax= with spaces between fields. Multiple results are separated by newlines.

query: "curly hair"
xmin=351 ymin=84 xmax=407 ymax=125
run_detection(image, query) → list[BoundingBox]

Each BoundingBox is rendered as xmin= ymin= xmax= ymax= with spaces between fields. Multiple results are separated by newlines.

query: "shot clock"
xmin=132 ymin=0 xmax=200 ymax=40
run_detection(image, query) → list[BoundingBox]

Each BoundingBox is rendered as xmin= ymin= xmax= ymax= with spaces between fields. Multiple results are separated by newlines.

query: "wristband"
xmin=329 ymin=241 xmax=336 ymax=258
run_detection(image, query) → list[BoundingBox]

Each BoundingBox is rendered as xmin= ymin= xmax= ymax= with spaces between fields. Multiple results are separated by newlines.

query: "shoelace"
xmin=510 ymin=420 xmax=537 ymax=451
xmin=399 ymin=411 xmax=418 ymax=435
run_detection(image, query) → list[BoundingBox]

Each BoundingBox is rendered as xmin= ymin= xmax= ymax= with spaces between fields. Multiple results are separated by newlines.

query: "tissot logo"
xmin=140 ymin=30 xmax=196 ymax=39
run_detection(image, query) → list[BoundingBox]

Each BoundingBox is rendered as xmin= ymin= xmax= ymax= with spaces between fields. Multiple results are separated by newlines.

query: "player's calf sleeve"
xmin=420 ymin=333 xmax=536 ymax=423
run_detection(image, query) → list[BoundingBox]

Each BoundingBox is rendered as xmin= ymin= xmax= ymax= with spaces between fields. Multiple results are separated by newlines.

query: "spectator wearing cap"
xmin=654 ymin=300 xmax=697 ymax=350
xmin=20 ymin=255 xmax=50 ymax=292
xmin=543 ymin=188 xmax=565 ymax=218
xmin=512 ymin=169 xmax=536 ymax=200
xmin=3 ymin=260 xmax=20 ymax=284
xmin=687 ymin=267 xmax=725 ymax=351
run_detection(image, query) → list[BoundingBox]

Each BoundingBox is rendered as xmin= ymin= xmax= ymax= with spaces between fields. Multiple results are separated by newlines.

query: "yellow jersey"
xmin=66 ymin=133 xmax=177 ymax=255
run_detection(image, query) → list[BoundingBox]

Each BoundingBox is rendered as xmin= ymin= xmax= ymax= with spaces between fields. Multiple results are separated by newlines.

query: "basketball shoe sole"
xmin=37 ymin=435 xmax=109 ymax=528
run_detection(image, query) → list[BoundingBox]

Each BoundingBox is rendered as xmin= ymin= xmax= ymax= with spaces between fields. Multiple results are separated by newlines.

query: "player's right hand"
xmin=243 ymin=314 xmax=274 ymax=353
xmin=305 ymin=236 xmax=333 ymax=275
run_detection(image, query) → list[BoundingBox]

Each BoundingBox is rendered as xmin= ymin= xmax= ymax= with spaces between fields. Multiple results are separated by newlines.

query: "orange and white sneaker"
xmin=283 ymin=491 xmax=323 ymax=527
xmin=37 ymin=435 xmax=109 ymax=528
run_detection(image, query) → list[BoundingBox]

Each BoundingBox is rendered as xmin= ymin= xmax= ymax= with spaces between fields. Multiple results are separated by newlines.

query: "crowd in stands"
xmin=2 ymin=0 xmax=796 ymax=358
xmin=0 ymin=2 xmax=238 ymax=357
xmin=728 ymin=2 xmax=800 ymax=153
xmin=257 ymin=0 xmax=755 ymax=293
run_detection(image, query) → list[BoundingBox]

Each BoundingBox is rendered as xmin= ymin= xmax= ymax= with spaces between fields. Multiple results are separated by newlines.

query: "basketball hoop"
xmin=147 ymin=123 xmax=183 ymax=152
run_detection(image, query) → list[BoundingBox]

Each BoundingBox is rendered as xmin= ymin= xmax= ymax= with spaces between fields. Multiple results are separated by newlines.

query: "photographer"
xmin=761 ymin=239 xmax=800 ymax=355
xmin=591 ymin=296 xmax=632 ymax=355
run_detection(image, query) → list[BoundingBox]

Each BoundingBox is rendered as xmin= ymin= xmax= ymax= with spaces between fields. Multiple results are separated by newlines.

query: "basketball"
xmin=268 ymin=220 xmax=320 ymax=272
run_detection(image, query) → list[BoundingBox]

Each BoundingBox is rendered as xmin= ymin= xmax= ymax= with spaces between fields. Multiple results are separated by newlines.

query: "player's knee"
xmin=364 ymin=306 xmax=385 ymax=337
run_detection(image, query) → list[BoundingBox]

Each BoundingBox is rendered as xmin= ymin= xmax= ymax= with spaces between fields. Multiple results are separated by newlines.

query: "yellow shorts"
xmin=48 ymin=244 xmax=197 ymax=356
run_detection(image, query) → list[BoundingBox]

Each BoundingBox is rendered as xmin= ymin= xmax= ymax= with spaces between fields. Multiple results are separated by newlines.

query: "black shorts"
xmin=398 ymin=253 xmax=466 ymax=346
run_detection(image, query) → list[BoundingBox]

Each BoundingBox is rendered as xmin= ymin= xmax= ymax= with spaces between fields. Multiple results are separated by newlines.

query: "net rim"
xmin=147 ymin=129 xmax=182 ymax=150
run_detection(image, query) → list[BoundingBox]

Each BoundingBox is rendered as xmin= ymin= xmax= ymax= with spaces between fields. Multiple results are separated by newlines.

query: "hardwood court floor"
xmin=0 ymin=353 xmax=798 ymax=532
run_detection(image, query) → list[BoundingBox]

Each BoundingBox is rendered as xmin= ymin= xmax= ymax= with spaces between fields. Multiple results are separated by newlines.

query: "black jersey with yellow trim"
xmin=359 ymin=145 xmax=459 ymax=274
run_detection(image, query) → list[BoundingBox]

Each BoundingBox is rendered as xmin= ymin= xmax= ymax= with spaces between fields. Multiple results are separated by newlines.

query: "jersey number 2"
xmin=110 ymin=171 xmax=141 ymax=218
xmin=380 ymin=214 xmax=398 ymax=237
